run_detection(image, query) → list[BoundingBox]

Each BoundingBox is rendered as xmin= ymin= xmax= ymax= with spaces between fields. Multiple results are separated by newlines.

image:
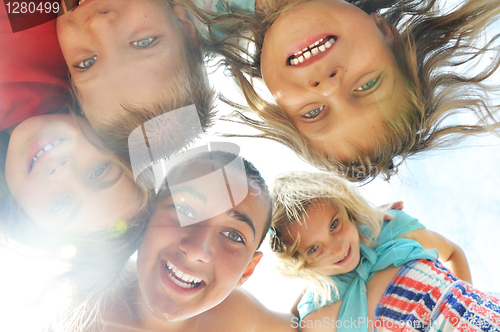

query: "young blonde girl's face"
xmin=56 ymin=0 xmax=199 ymax=122
xmin=260 ymin=0 xmax=407 ymax=161
xmin=5 ymin=114 xmax=141 ymax=232
xmin=282 ymin=201 xmax=360 ymax=275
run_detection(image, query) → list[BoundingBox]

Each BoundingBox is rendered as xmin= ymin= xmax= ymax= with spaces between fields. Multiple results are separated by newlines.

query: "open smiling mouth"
xmin=287 ymin=35 xmax=337 ymax=66
xmin=29 ymin=139 xmax=64 ymax=172
xmin=334 ymin=246 xmax=351 ymax=264
xmin=165 ymin=261 xmax=204 ymax=289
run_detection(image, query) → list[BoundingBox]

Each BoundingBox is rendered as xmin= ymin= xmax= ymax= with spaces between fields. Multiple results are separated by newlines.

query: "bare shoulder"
xmin=208 ymin=288 xmax=296 ymax=332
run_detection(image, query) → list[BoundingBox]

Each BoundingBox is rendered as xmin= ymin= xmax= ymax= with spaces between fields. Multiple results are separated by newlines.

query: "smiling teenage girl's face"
xmin=261 ymin=0 xmax=406 ymax=161
xmin=5 ymin=114 xmax=141 ymax=232
xmin=56 ymin=0 xmax=199 ymax=122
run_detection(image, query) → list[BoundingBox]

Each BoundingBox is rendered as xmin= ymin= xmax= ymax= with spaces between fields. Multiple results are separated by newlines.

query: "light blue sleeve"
xmin=191 ymin=0 xmax=256 ymax=44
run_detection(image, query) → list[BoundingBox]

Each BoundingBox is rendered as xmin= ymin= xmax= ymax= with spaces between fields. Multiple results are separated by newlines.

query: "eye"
xmin=132 ymin=37 xmax=156 ymax=48
xmin=303 ymin=106 xmax=324 ymax=119
xmin=222 ymin=230 xmax=245 ymax=244
xmin=307 ymin=245 xmax=318 ymax=255
xmin=74 ymin=56 xmax=97 ymax=70
xmin=52 ymin=196 xmax=70 ymax=214
xmin=175 ymin=204 xmax=194 ymax=219
xmin=90 ymin=162 xmax=109 ymax=180
xmin=355 ymin=76 xmax=380 ymax=91
xmin=330 ymin=219 xmax=339 ymax=232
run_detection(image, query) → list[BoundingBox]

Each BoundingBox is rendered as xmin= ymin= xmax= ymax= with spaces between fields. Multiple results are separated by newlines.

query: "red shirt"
xmin=0 ymin=3 xmax=70 ymax=131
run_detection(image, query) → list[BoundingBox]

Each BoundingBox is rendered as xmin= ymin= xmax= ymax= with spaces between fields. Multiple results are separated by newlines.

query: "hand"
xmin=379 ymin=201 xmax=403 ymax=220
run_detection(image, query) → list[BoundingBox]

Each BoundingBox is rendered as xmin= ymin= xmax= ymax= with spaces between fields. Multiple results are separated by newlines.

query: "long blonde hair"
xmin=270 ymin=171 xmax=385 ymax=302
xmin=222 ymin=0 xmax=500 ymax=182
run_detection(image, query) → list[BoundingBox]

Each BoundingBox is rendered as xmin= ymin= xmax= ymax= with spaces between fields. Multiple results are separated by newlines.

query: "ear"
xmin=369 ymin=12 xmax=399 ymax=44
xmin=236 ymin=251 xmax=263 ymax=286
xmin=171 ymin=5 xmax=205 ymax=50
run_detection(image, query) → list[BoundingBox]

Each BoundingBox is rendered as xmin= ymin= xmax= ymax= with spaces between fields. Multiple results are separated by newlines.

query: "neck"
xmin=109 ymin=274 xmax=201 ymax=332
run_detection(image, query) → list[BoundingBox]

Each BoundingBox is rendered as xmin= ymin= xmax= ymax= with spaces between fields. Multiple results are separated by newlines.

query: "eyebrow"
xmin=171 ymin=187 xmax=208 ymax=203
xmin=227 ymin=209 xmax=256 ymax=238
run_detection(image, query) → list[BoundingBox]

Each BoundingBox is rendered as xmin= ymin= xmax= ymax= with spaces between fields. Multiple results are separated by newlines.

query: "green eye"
xmin=175 ymin=204 xmax=194 ymax=219
xmin=90 ymin=163 xmax=109 ymax=180
xmin=303 ymin=106 xmax=325 ymax=119
xmin=330 ymin=219 xmax=339 ymax=231
xmin=307 ymin=245 xmax=318 ymax=255
xmin=52 ymin=197 xmax=69 ymax=214
xmin=222 ymin=231 xmax=245 ymax=244
xmin=74 ymin=56 xmax=96 ymax=70
xmin=356 ymin=76 xmax=380 ymax=91
xmin=132 ymin=37 xmax=156 ymax=48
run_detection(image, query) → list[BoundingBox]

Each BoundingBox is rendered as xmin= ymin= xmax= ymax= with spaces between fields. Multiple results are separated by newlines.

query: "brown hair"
xmin=221 ymin=0 xmax=500 ymax=182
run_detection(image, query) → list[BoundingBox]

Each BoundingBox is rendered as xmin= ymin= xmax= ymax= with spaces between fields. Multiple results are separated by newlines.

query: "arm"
xmin=300 ymin=301 xmax=342 ymax=332
xmin=399 ymin=228 xmax=472 ymax=284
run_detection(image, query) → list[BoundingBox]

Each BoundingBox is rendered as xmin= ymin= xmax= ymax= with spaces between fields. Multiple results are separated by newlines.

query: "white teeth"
xmin=165 ymin=261 xmax=203 ymax=288
xmin=31 ymin=140 xmax=63 ymax=165
xmin=289 ymin=37 xmax=336 ymax=66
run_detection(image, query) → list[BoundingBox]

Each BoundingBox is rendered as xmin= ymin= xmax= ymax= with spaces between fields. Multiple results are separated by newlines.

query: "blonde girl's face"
xmin=282 ymin=201 xmax=360 ymax=275
xmin=260 ymin=0 xmax=407 ymax=161
xmin=56 ymin=0 xmax=199 ymax=122
xmin=5 ymin=114 xmax=141 ymax=232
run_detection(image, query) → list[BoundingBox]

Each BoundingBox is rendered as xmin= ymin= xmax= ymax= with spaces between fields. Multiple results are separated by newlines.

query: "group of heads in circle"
xmin=1 ymin=0 xmax=500 ymax=331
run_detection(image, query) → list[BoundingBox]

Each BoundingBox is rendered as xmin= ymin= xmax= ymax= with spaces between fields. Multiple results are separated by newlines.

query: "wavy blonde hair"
xmin=270 ymin=171 xmax=385 ymax=303
xmin=221 ymin=0 xmax=500 ymax=182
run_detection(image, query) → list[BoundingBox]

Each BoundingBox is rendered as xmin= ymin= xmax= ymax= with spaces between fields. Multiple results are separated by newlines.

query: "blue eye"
xmin=90 ymin=163 xmax=109 ymax=180
xmin=222 ymin=230 xmax=245 ymax=244
xmin=303 ymin=106 xmax=325 ymax=119
xmin=52 ymin=197 xmax=69 ymax=214
xmin=74 ymin=56 xmax=96 ymax=70
xmin=330 ymin=219 xmax=339 ymax=231
xmin=132 ymin=37 xmax=156 ymax=48
xmin=356 ymin=76 xmax=380 ymax=91
xmin=175 ymin=204 xmax=194 ymax=219
xmin=307 ymin=245 xmax=318 ymax=255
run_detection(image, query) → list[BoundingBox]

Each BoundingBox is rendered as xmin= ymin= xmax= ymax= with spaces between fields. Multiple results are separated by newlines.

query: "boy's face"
xmin=56 ymin=0 xmax=194 ymax=121
xmin=261 ymin=0 xmax=406 ymax=161
xmin=137 ymin=159 xmax=269 ymax=322
xmin=5 ymin=114 xmax=141 ymax=232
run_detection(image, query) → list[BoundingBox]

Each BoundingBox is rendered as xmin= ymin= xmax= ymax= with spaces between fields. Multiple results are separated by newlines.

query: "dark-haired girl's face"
xmin=5 ymin=114 xmax=141 ymax=232
xmin=261 ymin=0 xmax=406 ymax=161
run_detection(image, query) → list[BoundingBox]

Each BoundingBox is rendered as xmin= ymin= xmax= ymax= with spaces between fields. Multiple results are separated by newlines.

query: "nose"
xmin=178 ymin=226 xmax=212 ymax=263
xmin=47 ymin=158 xmax=72 ymax=181
xmin=308 ymin=68 xmax=342 ymax=97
